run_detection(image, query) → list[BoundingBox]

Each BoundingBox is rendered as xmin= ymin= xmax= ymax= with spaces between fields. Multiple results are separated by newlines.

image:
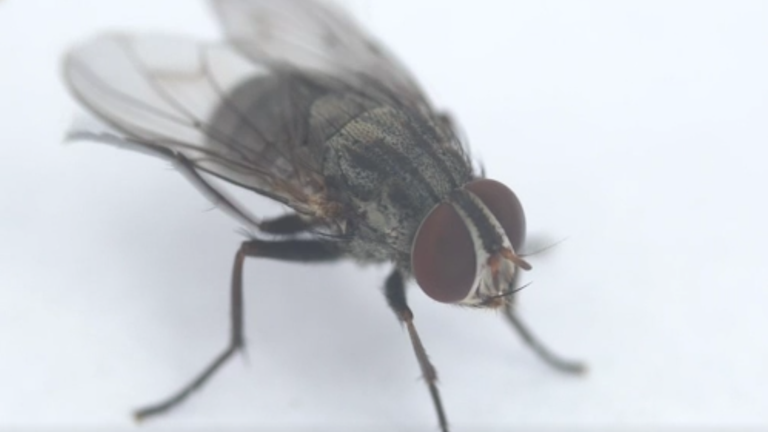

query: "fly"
xmin=63 ymin=1 xmax=585 ymax=430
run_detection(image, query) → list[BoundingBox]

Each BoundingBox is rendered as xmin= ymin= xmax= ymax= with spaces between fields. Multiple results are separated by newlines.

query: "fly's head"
xmin=411 ymin=179 xmax=529 ymax=309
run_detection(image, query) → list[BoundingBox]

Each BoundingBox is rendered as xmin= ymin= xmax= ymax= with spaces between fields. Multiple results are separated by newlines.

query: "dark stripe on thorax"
xmin=400 ymin=113 xmax=465 ymax=189
xmin=346 ymin=137 xmax=441 ymax=202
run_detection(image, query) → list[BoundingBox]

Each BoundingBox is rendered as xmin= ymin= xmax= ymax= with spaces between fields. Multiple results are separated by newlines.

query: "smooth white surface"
xmin=2 ymin=0 xmax=768 ymax=430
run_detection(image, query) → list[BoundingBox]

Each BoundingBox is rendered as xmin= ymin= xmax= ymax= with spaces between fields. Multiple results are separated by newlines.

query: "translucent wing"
xmin=64 ymin=33 xmax=339 ymax=217
xmin=211 ymin=0 xmax=429 ymax=109
xmin=64 ymin=1 xmax=474 ymax=224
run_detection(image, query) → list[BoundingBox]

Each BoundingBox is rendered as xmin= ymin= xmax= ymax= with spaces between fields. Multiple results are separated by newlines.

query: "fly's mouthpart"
xmin=459 ymin=247 xmax=530 ymax=308
xmin=478 ymin=279 xmax=532 ymax=308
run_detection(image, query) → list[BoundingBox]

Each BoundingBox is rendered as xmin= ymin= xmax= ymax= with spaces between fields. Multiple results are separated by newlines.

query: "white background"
xmin=1 ymin=0 xmax=767 ymax=431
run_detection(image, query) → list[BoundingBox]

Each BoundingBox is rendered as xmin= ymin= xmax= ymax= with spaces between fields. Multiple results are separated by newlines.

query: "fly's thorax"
xmin=411 ymin=179 xmax=529 ymax=308
xmin=321 ymin=103 xmax=473 ymax=261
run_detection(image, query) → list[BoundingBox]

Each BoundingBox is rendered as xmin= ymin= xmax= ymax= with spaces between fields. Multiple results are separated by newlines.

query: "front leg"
xmin=134 ymin=238 xmax=343 ymax=421
xmin=384 ymin=269 xmax=449 ymax=432
xmin=502 ymin=272 xmax=585 ymax=374
xmin=502 ymin=303 xmax=586 ymax=374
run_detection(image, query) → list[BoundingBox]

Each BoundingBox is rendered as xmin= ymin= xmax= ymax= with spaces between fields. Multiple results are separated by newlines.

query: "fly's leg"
xmin=134 ymin=239 xmax=343 ymax=421
xmin=501 ymin=302 xmax=586 ymax=374
xmin=384 ymin=269 xmax=449 ymax=432
xmin=257 ymin=214 xmax=314 ymax=235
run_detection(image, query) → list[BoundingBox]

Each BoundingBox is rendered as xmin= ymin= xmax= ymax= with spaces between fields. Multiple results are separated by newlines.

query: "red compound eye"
xmin=464 ymin=179 xmax=526 ymax=251
xmin=411 ymin=202 xmax=476 ymax=303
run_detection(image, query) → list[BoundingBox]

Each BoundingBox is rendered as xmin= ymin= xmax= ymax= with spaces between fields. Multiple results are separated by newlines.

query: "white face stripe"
xmin=449 ymin=189 xmax=518 ymax=306
xmin=447 ymin=198 xmax=489 ymax=304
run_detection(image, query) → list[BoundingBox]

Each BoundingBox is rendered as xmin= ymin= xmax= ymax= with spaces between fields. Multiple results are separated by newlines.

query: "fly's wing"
xmin=64 ymin=34 xmax=336 ymax=217
xmin=64 ymin=1 xmax=473 ymax=222
xmin=211 ymin=0 xmax=474 ymax=167
xmin=211 ymin=0 xmax=429 ymax=110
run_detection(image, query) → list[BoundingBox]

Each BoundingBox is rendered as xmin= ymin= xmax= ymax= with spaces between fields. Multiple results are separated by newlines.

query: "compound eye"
xmin=411 ymin=202 xmax=476 ymax=303
xmin=464 ymin=179 xmax=526 ymax=251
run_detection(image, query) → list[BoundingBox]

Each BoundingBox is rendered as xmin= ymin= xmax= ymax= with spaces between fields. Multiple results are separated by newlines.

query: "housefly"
xmin=63 ymin=1 xmax=585 ymax=430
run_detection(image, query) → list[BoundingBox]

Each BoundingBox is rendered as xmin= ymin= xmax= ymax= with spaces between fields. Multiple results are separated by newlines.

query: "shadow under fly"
xmin=62 ymin=0 xmax=586 ymax=430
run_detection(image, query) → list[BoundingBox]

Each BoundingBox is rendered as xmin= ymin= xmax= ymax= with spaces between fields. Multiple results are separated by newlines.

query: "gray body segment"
xmin=61 ymin=4 xmax=584 ymax=431
xmin=209 ymin=72 xmax=474 ymax=268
